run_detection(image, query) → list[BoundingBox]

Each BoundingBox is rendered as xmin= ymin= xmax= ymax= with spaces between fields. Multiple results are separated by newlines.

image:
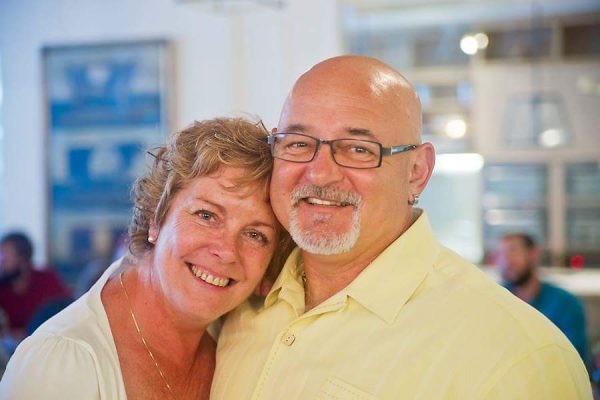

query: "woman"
xmin=0 ymin=118 xmax=293 ymax=399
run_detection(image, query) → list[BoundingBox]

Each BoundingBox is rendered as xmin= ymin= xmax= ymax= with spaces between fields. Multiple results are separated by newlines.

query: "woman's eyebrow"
xmin=248 ymin=221 xmax=276 ymax=231
xmin=193 ymin=198 xmax=226 ymax=214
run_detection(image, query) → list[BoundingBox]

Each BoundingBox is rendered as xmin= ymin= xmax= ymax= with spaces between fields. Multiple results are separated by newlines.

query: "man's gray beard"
xmin=289 ymin=207 xmax=361 ymax=255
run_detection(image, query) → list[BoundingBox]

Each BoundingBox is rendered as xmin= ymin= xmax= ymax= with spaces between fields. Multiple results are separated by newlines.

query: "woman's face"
xmin=148 ymin=167 xmax=278 ymax=325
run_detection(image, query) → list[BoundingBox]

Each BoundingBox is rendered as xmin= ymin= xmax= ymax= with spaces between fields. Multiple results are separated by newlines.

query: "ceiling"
xmin=341 ymin=0 xmax=600 ymax=32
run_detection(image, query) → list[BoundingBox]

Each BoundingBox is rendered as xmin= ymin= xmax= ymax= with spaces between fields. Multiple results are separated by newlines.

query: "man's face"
xmin=496 ymin=237 xmax=537 ymax=285
xmin=0 ymin=242 xmax=23 ymax=274
xmin=270 ymin=83 xmax=416 ymax=259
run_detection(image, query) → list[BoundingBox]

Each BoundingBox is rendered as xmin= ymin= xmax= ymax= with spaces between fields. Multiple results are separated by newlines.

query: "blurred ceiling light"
xmin=539 ymin=128 xmax=566 ymax=148
xmin=460 ymin=35 xmax=479 ymax=55
xmin=460 ymin=32 xmax=488 ymax=55
xmin=445 ymin=118 xmax=467 ymax=138
xmin=436 ymin=153 xmax=484 ymax=174
xmin=474 ymin=32 xmax=489 ymax=49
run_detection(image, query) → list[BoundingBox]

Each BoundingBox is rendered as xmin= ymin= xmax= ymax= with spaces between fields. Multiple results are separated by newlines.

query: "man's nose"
xmin=305 ymin=142 xmax=344 ymax=185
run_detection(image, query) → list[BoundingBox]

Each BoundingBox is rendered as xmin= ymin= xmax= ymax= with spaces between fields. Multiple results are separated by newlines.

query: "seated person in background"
xmin=0 ymin=232 xmax=71 ymax=340
xmin=0 ymin=310 xmax=10 ymax=378
xmin=496 ymin=232 xmax=590 ymax=367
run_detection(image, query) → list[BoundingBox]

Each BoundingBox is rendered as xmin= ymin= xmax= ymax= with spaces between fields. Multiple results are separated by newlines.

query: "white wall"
xmin=0 ymin=0 xmax=341 ymax=264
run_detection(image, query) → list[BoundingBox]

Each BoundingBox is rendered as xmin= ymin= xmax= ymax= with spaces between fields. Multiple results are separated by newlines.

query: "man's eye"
xmin=352 ymin=146 xmax=370 ymax=154
xmin=286 ymin=141 xmax=308 ymax=149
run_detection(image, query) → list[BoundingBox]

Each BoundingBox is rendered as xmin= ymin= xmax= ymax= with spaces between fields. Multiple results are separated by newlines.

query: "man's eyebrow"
xmin=346 ymin=128 xmax=377 ymax=139
xmin=281 ymin=125 xmax=378 ymax=140
xmin=282 ymin=124 xmax=307 ymax=133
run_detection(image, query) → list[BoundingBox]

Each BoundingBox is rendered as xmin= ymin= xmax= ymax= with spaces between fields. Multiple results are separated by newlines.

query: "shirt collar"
xmin=264 ymin=210 xmax=440 ymax=323
xmin=344 ymin=210 xmax=440 ymax=323
xmin=264 ymin=248 xmax=305 ymax=314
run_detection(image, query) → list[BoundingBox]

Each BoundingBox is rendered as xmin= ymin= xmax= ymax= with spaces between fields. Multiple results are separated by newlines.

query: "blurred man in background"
xmin=497 ymin=232 xmax=590 ymax=367
xmin=0 ymin=232 xmax=71 ymax=341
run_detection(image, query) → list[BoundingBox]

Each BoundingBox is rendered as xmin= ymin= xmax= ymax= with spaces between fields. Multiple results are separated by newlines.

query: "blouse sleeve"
xmin=0 ymin=334 xmax=102 ymax=399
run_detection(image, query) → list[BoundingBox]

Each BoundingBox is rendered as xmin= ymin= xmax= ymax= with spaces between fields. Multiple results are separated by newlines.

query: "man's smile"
xmin=304 ymin=197 xmax=354 ymax=207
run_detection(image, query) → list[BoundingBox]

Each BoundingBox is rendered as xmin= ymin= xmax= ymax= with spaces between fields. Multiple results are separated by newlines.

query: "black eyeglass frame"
xmin=267 ymin=132 xmax=419 ymax=169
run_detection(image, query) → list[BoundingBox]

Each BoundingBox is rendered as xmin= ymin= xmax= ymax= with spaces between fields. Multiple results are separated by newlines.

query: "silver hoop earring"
xmin=408 ymin=194 xmax=420 ymax=206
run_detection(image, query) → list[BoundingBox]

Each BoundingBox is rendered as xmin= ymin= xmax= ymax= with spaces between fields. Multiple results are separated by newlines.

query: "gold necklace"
xmin=119 ymin=272 xmax=177 ymax=400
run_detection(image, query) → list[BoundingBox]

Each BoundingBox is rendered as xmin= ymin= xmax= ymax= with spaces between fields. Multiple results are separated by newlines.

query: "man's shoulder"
xmin=541 ymin=281 xmax=583 ymax=305
xmin=422 ymin=247 xmax=573 ymax=348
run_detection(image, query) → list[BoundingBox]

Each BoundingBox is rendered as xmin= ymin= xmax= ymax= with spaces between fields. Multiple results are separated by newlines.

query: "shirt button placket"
xmin=281 ymin=333 xmax=296 ymax=346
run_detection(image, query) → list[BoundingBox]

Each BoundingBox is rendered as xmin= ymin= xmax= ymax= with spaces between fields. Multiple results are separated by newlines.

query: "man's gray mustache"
xmin=290 ymin=185 xmax=362 ymax=207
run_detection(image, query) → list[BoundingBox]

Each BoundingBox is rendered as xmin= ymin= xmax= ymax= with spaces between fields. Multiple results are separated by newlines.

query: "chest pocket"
xmin=316 ymin=377 xmax=377 ymax=400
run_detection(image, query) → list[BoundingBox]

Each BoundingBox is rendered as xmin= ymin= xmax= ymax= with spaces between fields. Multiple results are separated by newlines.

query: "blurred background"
xmin=0 ymin=0 xmax=599 ymax=381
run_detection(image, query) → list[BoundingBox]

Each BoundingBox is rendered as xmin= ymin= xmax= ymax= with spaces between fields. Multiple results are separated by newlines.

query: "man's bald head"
xmin=271 ymin=55 xmax=436 ymax=264
xmin=280 ymin=55 xmax=422 ymax=143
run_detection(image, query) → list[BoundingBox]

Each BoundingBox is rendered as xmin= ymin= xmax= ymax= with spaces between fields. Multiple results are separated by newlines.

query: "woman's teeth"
xmin=190 ymin=265 xmax=230 ymax=287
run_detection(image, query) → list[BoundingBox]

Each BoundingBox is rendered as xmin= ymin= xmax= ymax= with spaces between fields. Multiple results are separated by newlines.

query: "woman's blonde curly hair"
xmin=128 ymin=117 xmax=294 ymax=277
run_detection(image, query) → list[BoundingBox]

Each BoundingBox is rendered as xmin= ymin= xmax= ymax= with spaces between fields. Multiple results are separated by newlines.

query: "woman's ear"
xmin=148 ymin=223 xmax=159 ymax=244
xmin=408 ymin=142 xmax=435 ymax=196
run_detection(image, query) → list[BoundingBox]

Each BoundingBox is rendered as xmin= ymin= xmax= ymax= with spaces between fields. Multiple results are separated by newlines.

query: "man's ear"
xmin=408 ymin=142 xmax=435 ymax=196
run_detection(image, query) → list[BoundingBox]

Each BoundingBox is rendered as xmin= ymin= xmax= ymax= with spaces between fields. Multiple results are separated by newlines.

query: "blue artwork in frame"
xmin=44 ymin=40 xmax=170 ymax=285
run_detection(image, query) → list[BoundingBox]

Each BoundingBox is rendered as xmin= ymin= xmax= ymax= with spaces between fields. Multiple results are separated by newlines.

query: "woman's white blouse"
xmin=0 ymin=259 xmax=127 ymax=399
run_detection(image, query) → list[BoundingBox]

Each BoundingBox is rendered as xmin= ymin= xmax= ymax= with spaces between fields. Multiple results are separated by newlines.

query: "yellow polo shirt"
xmin=212 ymin=212 xmax=592 ymax=399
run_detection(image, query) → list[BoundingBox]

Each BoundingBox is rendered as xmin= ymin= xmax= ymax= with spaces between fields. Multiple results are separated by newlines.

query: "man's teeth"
xmin=306 ymin=197 xmax=348 ymax=207
xmin=190 ymin=265 xmax=230 ymax=287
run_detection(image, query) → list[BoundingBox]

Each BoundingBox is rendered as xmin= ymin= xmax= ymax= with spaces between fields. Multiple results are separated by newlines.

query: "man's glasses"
xmin=267 ymin=132 xmax=419 ymax=169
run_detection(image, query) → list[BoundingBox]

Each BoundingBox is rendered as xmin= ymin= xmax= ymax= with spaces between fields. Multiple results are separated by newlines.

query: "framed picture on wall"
xmin=43 ymin=40 xmax=170 ymax=287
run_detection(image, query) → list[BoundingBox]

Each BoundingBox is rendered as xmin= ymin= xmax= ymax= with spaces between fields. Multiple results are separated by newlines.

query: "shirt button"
xmin=281 ymin=333 xmax=296 ymax=346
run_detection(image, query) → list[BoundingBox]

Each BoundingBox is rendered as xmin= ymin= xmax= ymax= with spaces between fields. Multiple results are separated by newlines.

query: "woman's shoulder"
xmin=0 ymin=333 xmax=104 ymax=398
xmin=0 ymin=325 xmax=126 ymax=399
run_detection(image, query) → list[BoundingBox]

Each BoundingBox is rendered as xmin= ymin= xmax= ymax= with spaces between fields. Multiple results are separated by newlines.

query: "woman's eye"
xmin=196 ymin=210 xmax=217 ymax=222
xmin=246 ymin=230 xmax=269 ymax=245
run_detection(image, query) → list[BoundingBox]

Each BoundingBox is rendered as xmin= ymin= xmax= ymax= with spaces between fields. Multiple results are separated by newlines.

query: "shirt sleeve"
xmin=0 ymin=334 xmax=101 ymax=399
xmin=477 ymin=344 xmax=593 ymax=400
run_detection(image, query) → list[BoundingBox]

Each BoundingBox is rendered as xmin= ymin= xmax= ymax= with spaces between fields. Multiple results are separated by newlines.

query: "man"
xmin=0 ymin=232 xmax=70 ymax=339
xmin=497 ymin=232 xmax=589 ymax=367
xmin=211 ymin=56 xmax=591 ymax=399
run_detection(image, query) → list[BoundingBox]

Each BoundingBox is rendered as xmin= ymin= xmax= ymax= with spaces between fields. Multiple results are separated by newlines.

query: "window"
xmin=482 ymin=164 xmax=549 ymax=259
xmin=565 ymin=162 xmax=600 ymax=267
